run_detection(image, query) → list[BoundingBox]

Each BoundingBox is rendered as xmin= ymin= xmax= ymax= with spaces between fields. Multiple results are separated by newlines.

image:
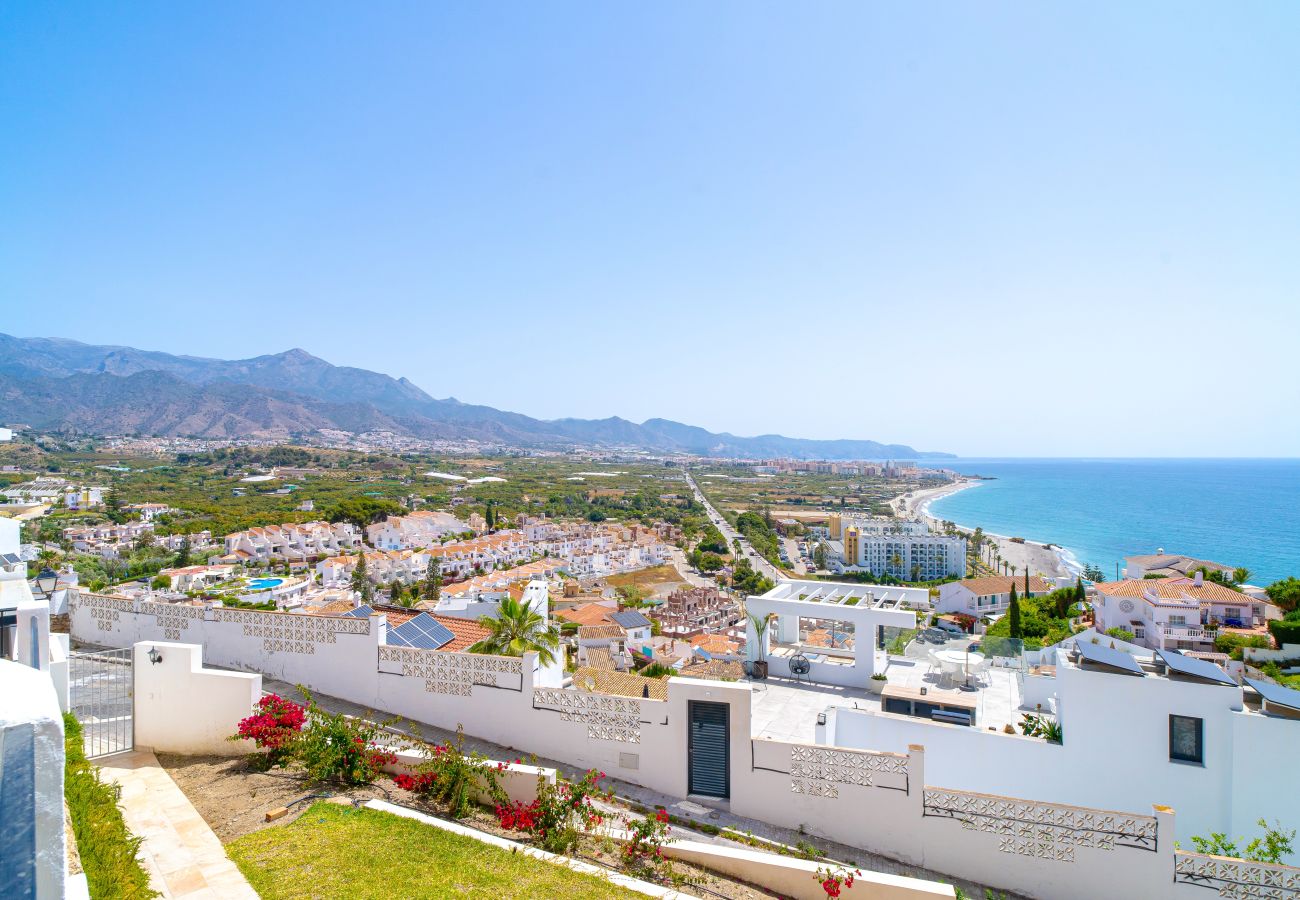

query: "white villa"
xmin=935 ymin=574 xmax=1056 ymax=616
xmin=1093 ymin=573 xmax=1280 ymax=652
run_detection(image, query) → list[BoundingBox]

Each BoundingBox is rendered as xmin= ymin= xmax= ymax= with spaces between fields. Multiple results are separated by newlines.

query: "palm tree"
xmin=470 ymin=597 xmax=560 ymax=666
xmin=1233 ymin=567 xmax=1251 ymax=586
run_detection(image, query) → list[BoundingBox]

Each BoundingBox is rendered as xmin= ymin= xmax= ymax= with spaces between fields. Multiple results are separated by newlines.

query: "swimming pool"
xmin=247 ymin=577 xmax=284 ymax=591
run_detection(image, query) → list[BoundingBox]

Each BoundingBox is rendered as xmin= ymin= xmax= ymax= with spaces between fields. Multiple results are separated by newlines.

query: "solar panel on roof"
xmin=1074 ymin=639 xmax=1145 ymax=676
xmin=1245 ymin=678 xmax=1300 ymax=713
xmin=1158 ymin=649 xmax=1235 ymax=686
xmin=343 ymin=604 xmax=375 ymax=618
xmin=388 ymin=612 xmax=455 ymax=650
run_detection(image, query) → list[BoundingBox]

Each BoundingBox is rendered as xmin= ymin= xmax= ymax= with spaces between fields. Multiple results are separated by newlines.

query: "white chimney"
xmin=1193 ymin=570 xmax=1204 ymax=587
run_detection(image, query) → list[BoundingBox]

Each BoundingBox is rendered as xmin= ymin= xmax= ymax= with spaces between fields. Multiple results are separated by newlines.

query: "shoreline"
xmin=895 ymin=478 xmax=1078 ymax=581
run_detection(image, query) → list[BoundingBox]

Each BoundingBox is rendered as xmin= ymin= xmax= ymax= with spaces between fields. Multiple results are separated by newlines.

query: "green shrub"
xmin=291 ymin=691 xmax=397 ymax=785
xmin=1215 ymin=632 xmax=1270 ymax=660
xmin=63 ymin=714 xmax=158 ymax=899
xmin=1269 ymin=619 xmax=1300 ymax=647
xmin=1105 ymin=627 xmax=1135 ymax=643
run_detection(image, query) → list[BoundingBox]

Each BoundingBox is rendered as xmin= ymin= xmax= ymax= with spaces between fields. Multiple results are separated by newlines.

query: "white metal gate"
xmin=69 ymin=647 xmax=134 ymax=757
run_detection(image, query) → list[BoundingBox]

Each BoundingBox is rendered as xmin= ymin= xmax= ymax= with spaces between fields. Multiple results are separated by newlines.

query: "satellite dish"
xmin=580 ymin=675 xmax=597 ymax=692
xmin=789 ymin=654 xmax=811 ymax=676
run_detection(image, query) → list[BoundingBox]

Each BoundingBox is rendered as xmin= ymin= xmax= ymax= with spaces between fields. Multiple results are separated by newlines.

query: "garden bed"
xmin=158 ymin=753 xmax=776 ymax=898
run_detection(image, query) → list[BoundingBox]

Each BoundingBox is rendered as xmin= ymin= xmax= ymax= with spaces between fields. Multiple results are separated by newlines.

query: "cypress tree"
xmin=351 ymin=551 xmax=373 ymax=602
xmin=1008 ymin=584 xmax=1023 ymax=640
xmin=424 ymin=557 xmax=442 ymax=604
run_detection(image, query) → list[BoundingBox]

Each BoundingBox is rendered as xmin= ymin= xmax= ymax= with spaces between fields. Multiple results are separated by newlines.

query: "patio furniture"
xmin=881 ymin=683 xmax=978 ymax=726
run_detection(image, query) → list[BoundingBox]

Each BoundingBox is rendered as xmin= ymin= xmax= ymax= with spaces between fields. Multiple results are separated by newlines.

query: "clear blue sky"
xmin=3 ymin=3 xmax=1298 ymax=457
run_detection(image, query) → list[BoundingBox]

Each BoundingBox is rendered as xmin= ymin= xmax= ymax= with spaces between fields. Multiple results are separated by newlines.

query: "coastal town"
xmin=5 ymin=5 xmax=1298 ymax=898
xmin=5 ymin=426 xmax=1300 ymax=900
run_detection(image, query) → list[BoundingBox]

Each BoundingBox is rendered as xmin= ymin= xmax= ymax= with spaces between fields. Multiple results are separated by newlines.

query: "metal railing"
xmin=69 ymin=647 xmax=134 ymax=758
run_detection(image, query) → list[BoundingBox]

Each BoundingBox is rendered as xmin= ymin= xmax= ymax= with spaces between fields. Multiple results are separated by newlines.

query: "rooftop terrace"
xmin=751 ymin=635 xmax=1024 ymax=743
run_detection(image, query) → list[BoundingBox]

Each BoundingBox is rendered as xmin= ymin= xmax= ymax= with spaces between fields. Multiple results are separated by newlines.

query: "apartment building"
xmin=317 ymin=548 xmax=431 ymax=585
xmin=63 ymin=521 xmax=154 ymax=552
xmin=1094 ymin=573 xmax=1278 ymax=652
xmin=220 ymin=521 xmax=359 ymax=565
xmin=838 ymin=528 xmax=967 ymax=580
xmin=826 ymin=512 xmax=928 ymax=540
xmin=365 ymin=510 xmax=466 ymax=550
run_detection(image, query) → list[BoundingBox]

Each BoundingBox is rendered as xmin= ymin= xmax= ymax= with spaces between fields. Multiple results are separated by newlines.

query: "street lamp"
xmin=33 ymin=568 xmax=59 ymax=601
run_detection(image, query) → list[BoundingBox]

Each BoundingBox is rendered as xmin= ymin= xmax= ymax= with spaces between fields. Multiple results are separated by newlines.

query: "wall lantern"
xmin=148 ymin=646 xmax=163 ymax=665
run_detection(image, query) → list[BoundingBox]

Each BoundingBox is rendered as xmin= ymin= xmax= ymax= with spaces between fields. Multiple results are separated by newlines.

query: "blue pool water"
xmin=923 ymin=459 xmax=1300 ymax=585
xmin=247 ymin=577 xmax=284 ymax=591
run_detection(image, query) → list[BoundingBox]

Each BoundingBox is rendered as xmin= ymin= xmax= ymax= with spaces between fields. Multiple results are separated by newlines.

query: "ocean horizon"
xmin=920 ymin=458 xmax=1300 ymax=586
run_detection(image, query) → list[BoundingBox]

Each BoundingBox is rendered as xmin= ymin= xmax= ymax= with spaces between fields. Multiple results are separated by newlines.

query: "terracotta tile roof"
xmin=313 ymin=599 xmax=360 ymax=617
xmin=370 ymin=603 xmax=423 ymax=627
xmin=690 ymin=633 xmax=740 ymax=655
xmin=1095 ymin=578 xmax=1247 ymax=604
xmin=954 ymin=576 xmax=1054 ymax=595
xmin=426 ymin=613 xmax=492 ymax=652
xmin=578 ymin=624 xmax=626 ymax=641
xmin=679 ymin=659 xmax=744 ymax=681
xmin=583 ymin=646 xmax=616 ymax=671
xmin=571 ymin=667 xmax=668 ymax=701
xmin=554 ymin=603 xmax=617 ymax=627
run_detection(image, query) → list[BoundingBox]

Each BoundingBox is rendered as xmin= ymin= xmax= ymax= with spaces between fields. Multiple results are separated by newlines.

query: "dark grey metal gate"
xmin=688 ymin=700 xmax=730 ymax=799
xmin=69 ymin=647 xmax=134 ymax=757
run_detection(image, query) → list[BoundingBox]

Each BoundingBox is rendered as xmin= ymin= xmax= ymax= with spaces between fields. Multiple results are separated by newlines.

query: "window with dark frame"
xmin=1169 ymin=714 xmax=1204 ymax=764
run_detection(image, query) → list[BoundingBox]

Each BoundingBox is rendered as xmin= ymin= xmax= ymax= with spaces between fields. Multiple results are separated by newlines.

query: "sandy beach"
xmin=894 ymin=479 xmax=1073 ymax=581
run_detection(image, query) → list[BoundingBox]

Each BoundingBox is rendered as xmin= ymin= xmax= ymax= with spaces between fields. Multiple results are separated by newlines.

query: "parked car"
xmin=921 ymin=627 xmax=950 ymax=643
xmin=934 ymin=620 xmax=966 ymax=637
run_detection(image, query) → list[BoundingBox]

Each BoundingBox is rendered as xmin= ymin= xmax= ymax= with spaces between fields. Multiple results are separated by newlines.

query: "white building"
xmin=158 ymin=564 xmax=238 ymax=592
xmin=838 ymin=528 xmax=967 ymax=581
xmin=935 ymin=575 xmax=1056 ymax=616
xmin=366 ymin=510 xmax=467 ymax=550
xmin=826 ymin=512 xmax=928 ymax=540
xmin=746 ymin=579 xmax=925 ymax=686
xmin=124 ymin=502 xmax=175 ymax=522
xmin=63 ymin=485 xmax=106 ymax=510
xmin=221 ymin=521 xmax=359 ymax=565
xmin=1093 ymin=574 xmax=1277 ymax=652
xmin=1125 ymin=552 xmax=1236 ymax=581
xmin=822 ymin=638 xmax=1300 ymax=861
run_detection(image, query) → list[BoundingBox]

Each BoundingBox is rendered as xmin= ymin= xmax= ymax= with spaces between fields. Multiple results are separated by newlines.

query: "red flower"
xmin=655 ymin=809 xmax=669 ymax=823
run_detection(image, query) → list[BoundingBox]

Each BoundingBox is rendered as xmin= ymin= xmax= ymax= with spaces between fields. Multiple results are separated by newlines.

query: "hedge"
xmin=1269 ymin=619 xmax=1300 ymax=647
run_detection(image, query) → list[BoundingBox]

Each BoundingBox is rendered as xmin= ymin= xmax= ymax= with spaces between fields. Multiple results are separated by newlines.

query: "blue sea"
xmin=921 ymin=459 xmax=1300 ymax=586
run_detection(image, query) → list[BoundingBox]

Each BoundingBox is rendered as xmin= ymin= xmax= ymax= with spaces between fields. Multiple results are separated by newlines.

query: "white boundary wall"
xmin=69 ymin=591 xmax=1300 ymax=900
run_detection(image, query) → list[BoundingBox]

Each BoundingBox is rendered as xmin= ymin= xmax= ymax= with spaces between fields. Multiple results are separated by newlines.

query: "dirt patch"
xmin=155 ymin=754 xmax=391 ymax=843
xmin=604 ymin=564 xmax=689 ymax=592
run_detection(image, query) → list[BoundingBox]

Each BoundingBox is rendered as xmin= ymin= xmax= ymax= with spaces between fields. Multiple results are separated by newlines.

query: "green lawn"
xmin=227 ymin=802 xmax=639 ymax=899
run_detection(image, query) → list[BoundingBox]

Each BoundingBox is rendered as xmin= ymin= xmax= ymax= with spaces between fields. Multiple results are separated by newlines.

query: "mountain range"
xmin=0 ymin=334 xmax=951 ymax=459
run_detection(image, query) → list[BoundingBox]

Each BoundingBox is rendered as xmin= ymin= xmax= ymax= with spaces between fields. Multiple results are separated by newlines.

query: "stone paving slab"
xmin=96 ymin=749 xmax=259 ymax=900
